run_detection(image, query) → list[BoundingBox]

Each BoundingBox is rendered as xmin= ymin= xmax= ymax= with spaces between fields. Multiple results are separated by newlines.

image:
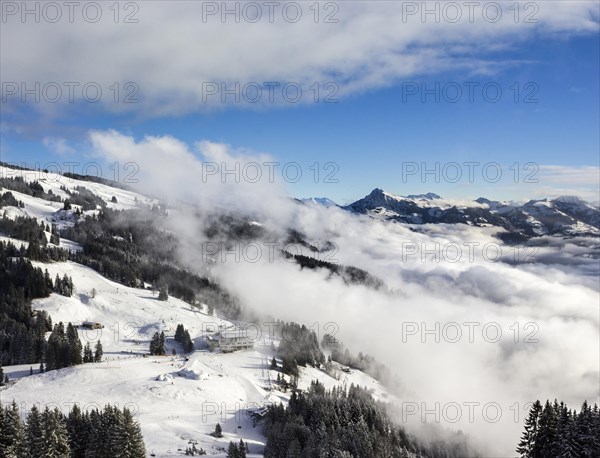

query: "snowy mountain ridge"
xmin=344 ymin=188 xmax=600 ymax=237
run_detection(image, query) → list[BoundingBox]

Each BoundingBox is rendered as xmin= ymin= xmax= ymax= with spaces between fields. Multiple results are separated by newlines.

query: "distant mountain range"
xmin=305 ymin=188 xmax=600 ymax=239
xmin=300 ymin=197 xmax=338 ymax=207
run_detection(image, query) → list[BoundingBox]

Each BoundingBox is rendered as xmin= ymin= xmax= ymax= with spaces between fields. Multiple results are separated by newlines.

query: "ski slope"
xmin=1 ymin=260 xmax=391 ymax=457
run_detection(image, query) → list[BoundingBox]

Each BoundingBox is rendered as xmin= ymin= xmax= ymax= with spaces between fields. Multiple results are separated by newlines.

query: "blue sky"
xmin=1 ymin=2 xmax=599 ymax=204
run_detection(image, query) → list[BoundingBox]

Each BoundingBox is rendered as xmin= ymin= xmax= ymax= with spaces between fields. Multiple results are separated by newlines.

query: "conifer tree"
xmin=94 ymin=341 xmax=103 ymax=363
xmin=159 ymin=331 xmax=166 ymax=354
xmin=41 ymin=407 xmax=71 ymax=457
xmin=183 ymin=330 xmax=194 ymax=353
xmin=121 ymin=407 xmax=146 ymax=458
xmin=150 ymin=332 xmax=166 ymax=355
xmin=0 ymin=401 xmax=26 ymax=457
xmin=67 ymin=323 xmax=83 ymax=365
xmin=175 ymin=324 xmax=184 ymax=342
xmin=105 ymin=404 xmax=125 ymax=456
xmin=66 ymin=404 xmax=88 ymax=458
xmin=286 ymin=438 xmax=302 ymax=458
xmin=556 ymin=405 xmax=577 ymax=457
xmin=26 ymin=405 xmax=45 ymax=458
xmin=535 ymin=400 xmax=558 ymax=456
xmin=227 ymin=441 xmax=239 ymax=458
xmin=238 ymin=439 xmax=247 ymax=458
xmin=158 ymin=285 xmax=168 ymax=301
xmin=576 ymin=401 xmax=596 ymax=457
xmin=83 ymin=342 xmax=94 ymax=363
xmin=86 ymin=408 xmax=106 ymax=458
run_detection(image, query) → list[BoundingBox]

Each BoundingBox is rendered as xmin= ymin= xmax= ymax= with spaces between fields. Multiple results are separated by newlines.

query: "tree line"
xmin=0 ymin=402 xmax=145 ymax=457
xmin=0 ymin=240 xmax=94 ymax=372
xmin=263 ymin=380 xmax=470 ymax=458
xmin=45 ymin=322 xmax=102 ymax=370
xmin=0 ymin=215 xmax=66 ymax=261
xmin=175 ymin=324 xmax=194 ymax=353
xmin=227 ymin=439 xmax=249 ymax=457
xmin=0 ymin=191 xmax=24 ymax=209
xmin=322 ymin=333 xmax=392 ymax=385
xmin=62 ymin=186 xmax=107 ymax=212
xmin=149 ymin=331 xmax=166 ymax=356
xmin=517 ymin=399 xmax=600 ymax=457
xmin=0 ymin=176 xmax=62 ymax=203
xmin=0 ymin=241 xmax=53 ymax=366
xmin=61 ymin=208 xmax=242 ymax=318
xmin=274 ymin=321 xmax=324 ymax=378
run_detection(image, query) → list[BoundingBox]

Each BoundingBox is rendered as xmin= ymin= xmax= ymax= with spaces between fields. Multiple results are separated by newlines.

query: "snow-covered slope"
xmin=1 ymin=165 xmax=157 ymax=226
xmin=345 ymin=188 xmax=600 ymax=237
xmin=300 ymin=197 xmax=338 ymax=207
xmin=1 ymin=164 xmax=159 ymax=248
xmin=1 ymin=261 xmax=390 ymax=457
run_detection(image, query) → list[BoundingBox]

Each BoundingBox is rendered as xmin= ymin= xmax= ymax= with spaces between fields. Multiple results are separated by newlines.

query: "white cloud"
xmin=87 ymin=130 xmax=600 ymax=455
xmin=42 ymin=136 xmax=76 ymax=156
xmin=1 ymin=1 xmax=597 ymax=116
xmin=87 ymin=129 xmax=289 ymax=216
xmin=538 ymin=165 xmax=600 ymax=185
xmin=532 ymin=165 xmax=600 ymax=201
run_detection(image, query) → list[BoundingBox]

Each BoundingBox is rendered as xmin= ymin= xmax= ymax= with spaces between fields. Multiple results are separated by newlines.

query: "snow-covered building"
xmin=216 ymin=328 xmax=254 ymax=353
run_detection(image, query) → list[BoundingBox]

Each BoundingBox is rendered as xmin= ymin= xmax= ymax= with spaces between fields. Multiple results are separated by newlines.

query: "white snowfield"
xmin=1 ymin=165 xmax=157 ymax=232
xmin=0 ymin=166 xmax=158 ymax=251
xmin=1 ymin=165 xmax=155 ymax=210
xmin=1 ymin=261 xmax=390 ymax=457
xmin=0 ymin=165 xmax=401 ymax=454
xmin=1 ymin=165 xmax=157 ymax=253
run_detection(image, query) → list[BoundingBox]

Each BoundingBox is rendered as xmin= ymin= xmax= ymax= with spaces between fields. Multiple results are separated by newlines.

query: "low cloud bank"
xmin=90 ymin=130 xmax=599 ymax=456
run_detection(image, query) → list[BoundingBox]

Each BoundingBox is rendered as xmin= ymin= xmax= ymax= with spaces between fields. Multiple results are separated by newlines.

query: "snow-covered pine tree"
xmin=53 ymin=274 xmax=61 ymax=294
xmin=94 ymin=341 xmax=103 ymax=363
xmin=159 ymin=331 xmax=166 ymax=354
xmin=149 ymin=332 xmax=159 ymax=355
xmin=183 ymin=330 xmax=194 ymax=353
xmin=66 ymin=404 xmax=88 ymax=458
xmin=41 ymin=407 xmax=71 ymax=458
xmin=83 ymin=341 xmax=93 ymax=363
xmin=26 ymin=405 xmax=45 ymax=458
xmin=238 ymin=439 xmax=247 ymax=458
xmin=85 ymin=408 xmax=106 ymax=458
xmin=45 ymin=322 xmax=71 ymax=370
xmin=535 ymin=399 xmax=558 ymax=455
xmin=175 ymin=324 xmax=184 ymax=342
xmin=592 ymin=404 xmax=600 ymax=456
xmin=104 ymin=404 xmax=125 ymax=456
xmin=120 ymin=407 xmax=146 ymax=458
xmin=66 ymin=322 xmax=83 ymax=365
xmin=227 ymin=441 xmax=239 ymax=458
xmin=0 ymin=401 xmax=26 ymax=457
xmin=575 ymin=401 xmax=596 ymax=457
xmin=158 ymin=285 xmax=168 ymax=301
xmin=516 ymin=400 xmax=542 ymax=457
xmin=556 ymin=405 xmax=577 ymax=457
